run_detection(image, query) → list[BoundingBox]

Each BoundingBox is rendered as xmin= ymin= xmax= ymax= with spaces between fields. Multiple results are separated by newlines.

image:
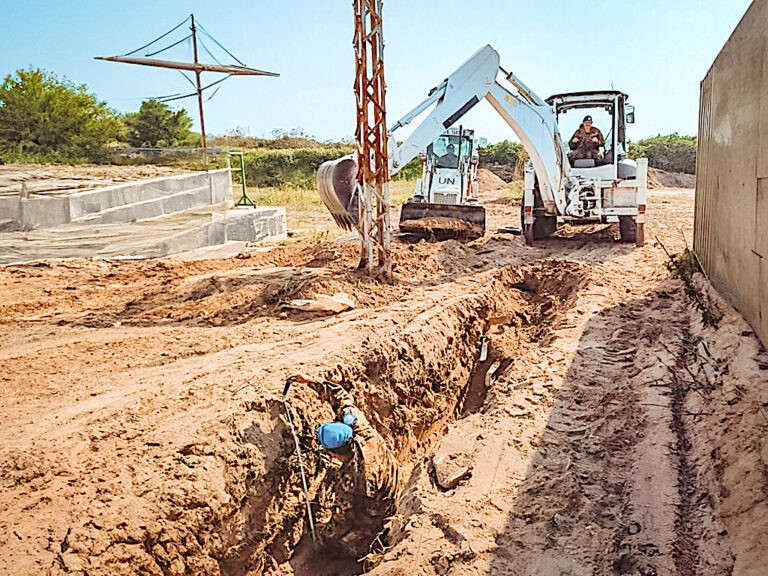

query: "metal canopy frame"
xmin=96 ymin=14 xmax=278 ymax=158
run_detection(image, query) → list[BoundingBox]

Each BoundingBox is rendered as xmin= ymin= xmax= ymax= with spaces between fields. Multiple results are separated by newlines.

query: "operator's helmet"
xmin=447 ymin=144 xmax=455 ymax=151
xmin=583 ymin=115 xmax=593 ymax=123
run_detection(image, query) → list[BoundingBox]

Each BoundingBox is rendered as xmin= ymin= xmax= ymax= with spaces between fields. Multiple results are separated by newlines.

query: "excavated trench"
xmin=205 ymin=259 xmax=589 ymax=576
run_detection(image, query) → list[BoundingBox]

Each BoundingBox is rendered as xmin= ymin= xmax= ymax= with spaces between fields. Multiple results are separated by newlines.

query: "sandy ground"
xmin=1 ymin=183 xmax=767 ymax=576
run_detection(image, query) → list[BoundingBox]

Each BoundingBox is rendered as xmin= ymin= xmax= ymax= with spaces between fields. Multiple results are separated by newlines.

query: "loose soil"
xmin=475 ymin=168 xmax=508 ymax=192
xmin=648 ymin=168 xmax=696 ymax=190
xmin=1 ymin=183 xmax=767 ymax=576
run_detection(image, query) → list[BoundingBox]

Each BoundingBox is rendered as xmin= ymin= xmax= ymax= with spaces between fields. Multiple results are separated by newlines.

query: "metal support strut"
xmin=353 ymin=0 xmax=392 ymax=281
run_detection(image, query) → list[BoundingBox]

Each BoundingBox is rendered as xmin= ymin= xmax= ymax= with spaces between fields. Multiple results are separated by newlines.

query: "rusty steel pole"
xmin=190 ymin=14 xmax=207 ymax=160
xmin=353 ymin=0 xmax=392 ymax=280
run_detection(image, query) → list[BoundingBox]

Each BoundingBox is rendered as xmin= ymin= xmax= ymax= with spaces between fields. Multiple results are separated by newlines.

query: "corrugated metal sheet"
xmin=694 ymin=0 xmax=767 ymax=347
xmin=694 ymin=73 xmax=714 ymax=275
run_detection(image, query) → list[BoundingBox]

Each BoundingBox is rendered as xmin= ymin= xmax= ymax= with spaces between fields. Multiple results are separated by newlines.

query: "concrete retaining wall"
xmin=695 ymin=0 xmax=768 ymax=346
xmin=153 ymin=208 xmax=288 ymax=258
xmin=0 ymin=169 xmax=233 ymax=230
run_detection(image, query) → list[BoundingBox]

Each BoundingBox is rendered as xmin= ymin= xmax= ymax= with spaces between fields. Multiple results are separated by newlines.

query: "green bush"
xmin=478 ymin=140 xmax=524 ymax=166
xmin=0 ymin=68 xmax=123 ymax=163
xmin=392 ymin=157 xmax=422 ymax=181
xmin=629 ymin=134 xmax=697 ymax=174
xmin=209 ymin=128 xmax=352 ymax=151
xmin=243 ymin=147 xmax=354 ymax=189
xmin=124 ymin=100 xmax=194 ymax=148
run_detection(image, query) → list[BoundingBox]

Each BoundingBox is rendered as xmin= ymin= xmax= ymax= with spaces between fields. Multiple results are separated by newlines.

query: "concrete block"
xmin=221 ymin=208 xmax=287 ymax=243
xmin=160 ymin=186 xmax=210 ymax=214
xmin=19 ymin=196 xmax=71 ymax=229
xmin=153 ymin=226 xmax=218 ymax=258
xmin=208 ymin=169 xmax=233 ymax=204
xmin=0 ymin=197 xmax=20 ymax=222
xmin=11 ymin=169 xmax=235 ymax=230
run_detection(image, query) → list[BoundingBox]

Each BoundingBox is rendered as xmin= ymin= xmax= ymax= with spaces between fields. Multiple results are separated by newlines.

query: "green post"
xmin=231 ymin=151 xmax=255 ymax=207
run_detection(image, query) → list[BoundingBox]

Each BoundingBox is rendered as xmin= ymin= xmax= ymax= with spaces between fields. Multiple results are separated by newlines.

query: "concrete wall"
xmin=695 ymin=0 xmax=768 ymax=346
xmin=0 ymin=169 xmax=233 ymax=230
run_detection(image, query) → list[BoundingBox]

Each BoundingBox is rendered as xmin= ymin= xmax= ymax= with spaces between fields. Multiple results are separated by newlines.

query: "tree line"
xmin=0 ymin=68 xmax=197 ymax=163
xmin=0 ymin=66 xmax=698 ymax=175
xmin=479 ymin=135 xmax=697 ymax=175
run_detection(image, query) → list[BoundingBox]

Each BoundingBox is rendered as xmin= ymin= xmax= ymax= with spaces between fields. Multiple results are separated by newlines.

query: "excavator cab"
xmin=547 ymin=91 xmax=638 ymax=180
xmin=410 ymin=128 xmax=479 ymax=205
xmin=525 ymin=90 xmax=646 ymax=245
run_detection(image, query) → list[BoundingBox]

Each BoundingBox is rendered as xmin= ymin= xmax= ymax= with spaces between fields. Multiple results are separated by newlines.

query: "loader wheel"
xmin=532 ymin=213 xmax=557 ymax=239
xmin=520 ymin=183 xmax=557 ymax=245
xmin=619 ymin=216 xmax=643 ymax=245
xmin=524 ymin=224 xmax=534 ymax=246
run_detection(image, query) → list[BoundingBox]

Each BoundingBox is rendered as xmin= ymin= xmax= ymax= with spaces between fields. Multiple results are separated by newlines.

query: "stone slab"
xmin=0 ymin=206 xmax=286 ymax=265
xmin=0 ymin=169 xmax=232 ymax=230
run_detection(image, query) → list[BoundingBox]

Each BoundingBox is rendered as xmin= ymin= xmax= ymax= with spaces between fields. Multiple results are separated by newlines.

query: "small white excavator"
xmin=317 ymin=44 xmax=647 ymax=246
xmin=398 ymin=126 xmax=484 ymax=241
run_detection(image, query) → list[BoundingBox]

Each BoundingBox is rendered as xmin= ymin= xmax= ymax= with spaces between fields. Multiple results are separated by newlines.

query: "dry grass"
xmin=244 ymin=179 xmax=416 ymax=212
xmin=498 ymin=180 xmax=524 ymax=200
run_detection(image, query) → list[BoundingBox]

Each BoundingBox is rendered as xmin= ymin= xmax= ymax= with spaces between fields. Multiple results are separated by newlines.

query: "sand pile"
xmin=476 ymin=168 xmax=508 ymax=192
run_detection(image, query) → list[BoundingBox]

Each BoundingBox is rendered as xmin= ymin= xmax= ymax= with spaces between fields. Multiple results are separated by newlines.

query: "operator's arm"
xmin=595 ymin=128 xmax=605 ymax=147
xmin=569 ymin=128 xmax=582 ymax=150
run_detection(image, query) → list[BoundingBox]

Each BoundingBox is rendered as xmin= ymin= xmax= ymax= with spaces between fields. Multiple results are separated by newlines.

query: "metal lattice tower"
xmin=353 ymin=0 xmax=392 ymax=280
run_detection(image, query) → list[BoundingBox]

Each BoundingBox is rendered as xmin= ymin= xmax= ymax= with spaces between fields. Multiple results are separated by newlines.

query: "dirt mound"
xmin=476 ymin=168 xmax=508 ymax=192
xmin=649 ymin=168 xmax=696 ymax=189
xmin=481 ymin=163 xmax=517 ymax=183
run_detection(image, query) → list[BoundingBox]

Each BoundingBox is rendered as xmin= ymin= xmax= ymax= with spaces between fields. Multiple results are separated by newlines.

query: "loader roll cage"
xmin=428 ymin=129 xmax=475 ymax=169
xmin=547 ymin=91 xmax=630 ymax=162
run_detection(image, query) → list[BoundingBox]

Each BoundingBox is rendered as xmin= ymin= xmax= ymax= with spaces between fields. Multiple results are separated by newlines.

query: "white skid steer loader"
xmin=317 ymin=45 xmax=647 ymax=247
xmin=398 ymin=126 xmax=484 ymax=241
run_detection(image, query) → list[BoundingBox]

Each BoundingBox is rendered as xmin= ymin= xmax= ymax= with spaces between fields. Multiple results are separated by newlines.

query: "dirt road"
xmin=1 ymin=186 xmax=767 ymax=575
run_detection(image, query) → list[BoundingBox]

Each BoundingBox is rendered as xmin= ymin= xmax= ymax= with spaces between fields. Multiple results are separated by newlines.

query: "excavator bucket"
xmin=399 ymin=202 xmax=486 ymax=241
xmin=316 ymin=156 xmax=360 ymax=232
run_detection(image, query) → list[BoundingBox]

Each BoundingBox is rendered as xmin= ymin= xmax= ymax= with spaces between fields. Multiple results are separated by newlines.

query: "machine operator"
xmin=436 ymin=143 xmax=459 ymax=168
xmin=568 ymin=115 xmax=605 ymax=165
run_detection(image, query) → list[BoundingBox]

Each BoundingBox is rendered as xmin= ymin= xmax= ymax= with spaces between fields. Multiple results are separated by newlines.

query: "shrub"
xmin=0 ymin=68 xmax=124 ymax=163
xmin=243 ymin=147 xmax=353 ymax=189
xmin=124 ymin=100 xmax=194 ymax=148
xmin=392 ymin=157 xmax=422 ymax=181
xmin=629 ymin=134 xmax=697 ymax=174
xmin=478 ymin=140 xmax=524 ymax=166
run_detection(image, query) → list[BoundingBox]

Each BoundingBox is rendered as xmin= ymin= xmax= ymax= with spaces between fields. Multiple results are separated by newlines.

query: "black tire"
xmin=521 ymin=179 xmax=558 ymax=244
xmin=532 ymin=212 xmax=557 ymax=239
xmin=619 ymin=216 xmax=637 ymax=243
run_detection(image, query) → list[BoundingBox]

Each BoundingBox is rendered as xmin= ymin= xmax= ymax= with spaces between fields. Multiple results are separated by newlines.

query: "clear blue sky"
xmin=0 ymin=0 xmax=754 ymax=143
